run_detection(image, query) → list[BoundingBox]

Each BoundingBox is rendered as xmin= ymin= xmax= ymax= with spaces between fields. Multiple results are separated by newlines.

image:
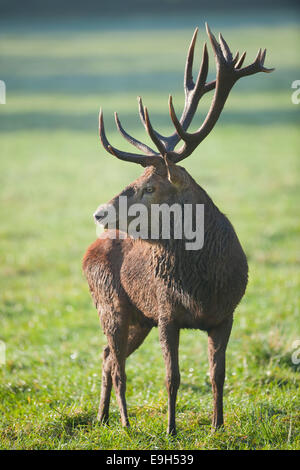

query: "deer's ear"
xmin=163 ymin=155 xmax=189 ymax=188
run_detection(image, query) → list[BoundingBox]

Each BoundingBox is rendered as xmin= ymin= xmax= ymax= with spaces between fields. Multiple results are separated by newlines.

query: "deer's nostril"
xmin=94 ymin=213 xmax=102 ymax=221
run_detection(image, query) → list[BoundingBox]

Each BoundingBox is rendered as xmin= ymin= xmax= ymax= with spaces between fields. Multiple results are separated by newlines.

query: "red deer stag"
xmin=83 ymin=24 xmax=273 ymax=435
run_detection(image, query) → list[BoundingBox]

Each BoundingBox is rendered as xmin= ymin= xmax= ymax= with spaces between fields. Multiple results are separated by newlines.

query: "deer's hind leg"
xmin=159 ymin=321 xmax=180 ymax=435
xmin=207 ymin=314 xmax=233 ymax=430
xmin=98 ymin=318 xmax=152 ymax=426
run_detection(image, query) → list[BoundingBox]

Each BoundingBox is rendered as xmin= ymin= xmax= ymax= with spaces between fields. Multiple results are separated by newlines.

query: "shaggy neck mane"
xmin=139 ymin=189 xmax=247 ymax=315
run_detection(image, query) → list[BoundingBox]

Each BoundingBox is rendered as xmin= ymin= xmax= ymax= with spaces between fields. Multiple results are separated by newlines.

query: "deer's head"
xmin=94 ymin=24 xmax=273 ymax=235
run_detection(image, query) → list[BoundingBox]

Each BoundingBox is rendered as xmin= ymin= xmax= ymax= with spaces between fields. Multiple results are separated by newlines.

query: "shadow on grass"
xmin=44 ymin=409 xmax=97 ymax=438
xmin=0 ymin=108 xmax=299 ymax=133
xmin=1 ymin=65 xmax=298 ymax=95
xmin=180 ymin=381 xmax=211 ymax=393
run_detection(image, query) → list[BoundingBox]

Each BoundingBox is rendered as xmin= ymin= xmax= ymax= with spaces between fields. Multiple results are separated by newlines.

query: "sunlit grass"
xmin=0 ymin=9 xmax=299 ymax=450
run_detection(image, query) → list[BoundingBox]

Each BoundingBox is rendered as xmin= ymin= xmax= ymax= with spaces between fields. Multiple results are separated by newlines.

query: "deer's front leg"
xmin=100 ymin=310 xmax=130 ymax=428
xmin=159 ymin=321 xmax=180 ymax=435
xmin=207 ymin=314 xmax=233 ymax=430
xmin=97 ymin=345 xmax=113 ymax=424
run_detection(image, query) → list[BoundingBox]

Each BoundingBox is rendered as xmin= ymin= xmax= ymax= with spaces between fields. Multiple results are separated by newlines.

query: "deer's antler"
xmin=99 ymin=24 xmax=274 ymax=166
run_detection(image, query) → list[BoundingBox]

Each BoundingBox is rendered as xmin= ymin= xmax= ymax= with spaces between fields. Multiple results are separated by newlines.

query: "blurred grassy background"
xmin=0 ymin=1 xmax=299 ymax=450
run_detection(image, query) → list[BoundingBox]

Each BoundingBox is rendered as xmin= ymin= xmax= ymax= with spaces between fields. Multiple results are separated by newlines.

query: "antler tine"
xmin=137 ymin=96 xmax=166 ymax=142
xmin=184 ymin=27 xmax=199 ymax=92
xmin=232 ymin=51 xmax=239 ymax=65
xmin=99 ymin=108 xmax=115 ymax=156
xmin=99 ymin=109 xmax=161 ymax=166
xmin=143 ymin=107 xmax=167 ymax=156
xmin=168 ymin=95 xmax=186 ymax=140
xmin=260 ymin=48 xmax=267 ymax=65
xmin=219 ymin=32 xmax=233 ymax=62
xmin=137 ymin=96 xmax=146 ymax=129
xmin=114 ymin=112 xmax=158 ymax=156
xmin=205 ymin=23 xmax=222 ymax=59
xmin=235 ymin=51 xmax=246 ymax=69
xmin=235 ymin=47 xmax=275 ymax=77
xmin=194 ymin=42 xmax=209 ymax=97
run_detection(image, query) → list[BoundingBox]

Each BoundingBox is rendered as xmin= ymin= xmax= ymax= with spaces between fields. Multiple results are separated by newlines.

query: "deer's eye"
xmin=144 ymin=186 xmax=155 ymax=194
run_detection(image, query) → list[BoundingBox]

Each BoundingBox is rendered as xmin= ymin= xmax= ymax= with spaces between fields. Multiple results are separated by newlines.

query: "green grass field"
xmin=0 ymin=8 xmax=299 ymax=450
